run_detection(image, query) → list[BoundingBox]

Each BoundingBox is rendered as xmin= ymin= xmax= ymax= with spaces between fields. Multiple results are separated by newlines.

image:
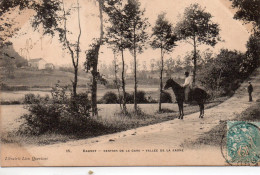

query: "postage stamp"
xmin=225 ymin=121 xmax=260 ymax=165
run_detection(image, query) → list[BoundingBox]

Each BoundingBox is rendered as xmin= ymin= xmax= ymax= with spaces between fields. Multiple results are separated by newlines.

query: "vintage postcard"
xmin=1 ymin=0 xmax=260 ymax=166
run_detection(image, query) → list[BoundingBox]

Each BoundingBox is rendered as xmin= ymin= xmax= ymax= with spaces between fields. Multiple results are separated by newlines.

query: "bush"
xmin=135 ymin=91 xmax=149 ymax=103
xmin=120 ymin=91 xmax=149 ymax=104
xmin=68 ymin=92 xmax=91 ymax=117
xmin=125 ymin=92 xmax=134 ymax=104
xmin=24 ymin=93 xmax=50 ymax=104
xmin=20 ymin=102 xmax=62 ymax=135
xmin=19 ymin=83 xmax=92 ymax=136
xmin=100 ymin=91 xmax=118 ymax=104
xmin=161 ymin=91 xmax=172 ymax=103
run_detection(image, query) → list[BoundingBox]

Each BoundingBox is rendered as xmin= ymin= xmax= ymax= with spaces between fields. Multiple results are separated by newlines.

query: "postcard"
xmin=1 ymin=0 xmax=259 ymax=166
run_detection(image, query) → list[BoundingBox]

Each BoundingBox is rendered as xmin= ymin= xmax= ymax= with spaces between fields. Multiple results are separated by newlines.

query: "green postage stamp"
xmin=226 ymin=121 xmax=260 ymax=165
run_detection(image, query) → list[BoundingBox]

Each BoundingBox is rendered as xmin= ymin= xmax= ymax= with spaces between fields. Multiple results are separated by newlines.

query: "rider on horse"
xmin=182 ymin=71 xmax=193 ymax=103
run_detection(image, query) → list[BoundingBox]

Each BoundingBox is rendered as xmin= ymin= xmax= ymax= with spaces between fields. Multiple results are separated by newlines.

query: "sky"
xmin=10 ymin=0 xmax=251 ymax=69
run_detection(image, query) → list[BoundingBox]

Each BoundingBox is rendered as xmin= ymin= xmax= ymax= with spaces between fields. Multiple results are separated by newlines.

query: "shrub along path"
xmin=1 ymin=67 xmax=260 ymax=166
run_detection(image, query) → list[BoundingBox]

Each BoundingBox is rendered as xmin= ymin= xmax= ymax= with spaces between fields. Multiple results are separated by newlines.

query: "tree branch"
xmin=62 ymin=0 xmax=76 ymax=68
xmin=76 ymin=0 xmax=81 ymax=68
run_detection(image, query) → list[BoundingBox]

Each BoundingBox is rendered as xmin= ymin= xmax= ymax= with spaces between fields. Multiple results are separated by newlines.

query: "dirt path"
xmin=2 ymin=68 xmax=260 ymax=166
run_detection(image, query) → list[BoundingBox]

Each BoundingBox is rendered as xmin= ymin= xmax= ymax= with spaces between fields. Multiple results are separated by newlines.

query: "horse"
xmin=164 ymin=78 xmax=208 ymax=119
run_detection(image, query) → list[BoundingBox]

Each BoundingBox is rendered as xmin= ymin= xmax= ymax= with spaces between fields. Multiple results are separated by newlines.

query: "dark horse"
xmin=164 ymin=78 xmax=208 ymax=119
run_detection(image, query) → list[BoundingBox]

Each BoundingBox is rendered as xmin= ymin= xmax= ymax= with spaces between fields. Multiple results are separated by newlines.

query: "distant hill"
xmin=0 ymin=45 xmax=28 ymax=68
xmin=1 ymin=68 xmax=91 ymax=88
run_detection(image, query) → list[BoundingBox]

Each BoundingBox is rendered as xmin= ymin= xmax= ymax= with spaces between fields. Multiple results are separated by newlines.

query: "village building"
xmin=28 ymin=58 xmax=55 ymax=70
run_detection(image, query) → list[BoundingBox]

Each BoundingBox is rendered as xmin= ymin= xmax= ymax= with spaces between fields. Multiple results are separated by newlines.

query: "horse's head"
xmin=164 ymin=78 xmax=173 ymax=90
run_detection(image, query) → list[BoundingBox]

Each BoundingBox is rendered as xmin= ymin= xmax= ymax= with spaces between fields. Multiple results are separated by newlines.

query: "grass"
xmin=1 ymin=99 xmax=225 ymax=146
xmin=185 ymin=100 xmax=260 ymax=147
xmin=1 ymin=68 xmax=89 ymax=88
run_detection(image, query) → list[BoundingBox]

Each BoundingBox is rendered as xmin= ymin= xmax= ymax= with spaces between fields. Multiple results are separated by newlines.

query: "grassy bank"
xmin=1 ymin=100 xmax=225 ymax=146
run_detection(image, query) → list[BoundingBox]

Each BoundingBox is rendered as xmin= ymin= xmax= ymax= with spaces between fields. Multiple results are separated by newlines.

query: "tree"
xmin=104 ymin=0 xmax=130 ymax=114
xmin=85 ymin=0 xmax=105 ymax=117
xmin=0 ymin=0 xmax=31 ymax=59
xmin=1 ymin=57 xmax=15 ymax=78
xmin=124 ymin=0 xmax=149 ymax=112
xmin=244 ymin=33 xmax=260 ymax=73
xmin=198 ymin=49 xmax=246 ymax=96
xmin=150 ymin=13 xmax=177 ymax=112
xmin=175 ymin=3 xmax=221 ymax=84
xmin=165 ymin=57 xmax=175 ymax=76
xmin=230 ymin=0 xmax=260 ymax=32
xmin=183 ymin=53 xmax=193 ymax=71
xmin=112 ymin=51 xmax=122 ymax=110
xmin=31 ymin=0 xmax=82 ymax=97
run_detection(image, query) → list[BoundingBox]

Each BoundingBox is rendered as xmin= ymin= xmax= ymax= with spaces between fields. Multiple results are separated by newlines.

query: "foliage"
xmin=0 ymin=0 xmax=30 ymax=51
xmin=161 ymin=91 xmax=172 ymax=103
xmin=150 ymin=13 xmax=177 ymax=53
xmin=31 ymin=0 xmax=63 ymax=37
xmin=244 ymin=33 xmax=260 ymax=73
xmin=0 ymin=45 xmax=28 ymax=67
xmin=118 ymin=91 xmax=151 ymax=104
xmin=100 ymin=91 xmax=118 ymax=104
xmin=68 ymin=92 xmax=91 ymax=118
xmin=175 ymin=3 xmax=221 ymax=83
xmin=175 ymin=3 xmax=221 ymax=46
xmin=124 ymin=92 xmax=134 ymax=104
xmin=19 ymin=83 xmax=91 ymax=136
xmin=0 ymin=57 xmax=15 ymax=78
xmin=198 ymin=49 xmax=248 ymax=96
xmin=124 ymin=0 xmax=150 ymax=112
xmin=31 ymin=0 xmax=82 ymax=97
xmin=24 ymin=93 xmax=50 ymax=104
xmin=134 ymin=90 xmax=149 ymax=103
xmin=85 ymin=41 xmax=100 ymax=73
xmin=124 ymin=0 xmax=150 ymax=54
xmin=150 ymin=12 xmax=178 ymax=111
xmin=104 ymin=0 xmax=130 ymax=52
xmin=230 ymin=0 xmax=260 ymax=31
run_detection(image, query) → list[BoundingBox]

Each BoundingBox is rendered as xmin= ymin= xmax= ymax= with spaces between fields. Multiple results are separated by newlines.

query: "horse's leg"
xmin=198 ymin=103 xmax=202 ymax=118
xmin=201 ymin=103 xmax=205 ymax=118
xmin=178 ymin=103 xmax=181 ymax=119
xmin=180 ymin=102 xmax=184 ymax=119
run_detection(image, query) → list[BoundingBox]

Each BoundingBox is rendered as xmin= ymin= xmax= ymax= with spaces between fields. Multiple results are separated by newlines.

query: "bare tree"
xmin=61 ymin=0 xmax=81 ymax=97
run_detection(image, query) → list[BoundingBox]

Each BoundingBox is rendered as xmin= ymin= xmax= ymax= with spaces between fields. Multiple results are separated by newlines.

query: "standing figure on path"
xmin=248 ymin=81 xmax=253 ymax=102
xmin=182 ymin=72 xmax=193 ymax=103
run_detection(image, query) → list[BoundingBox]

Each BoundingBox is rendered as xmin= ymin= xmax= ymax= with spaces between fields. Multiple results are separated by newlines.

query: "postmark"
xmin=221 ymin=121 xmax=260 ymax=166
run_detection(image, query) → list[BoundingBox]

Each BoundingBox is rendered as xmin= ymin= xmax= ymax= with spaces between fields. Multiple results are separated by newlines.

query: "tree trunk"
xmin=193 ymin=37 xmax=197 ymax=85
xmin=91 ymin=0 xmax=104 ymax=117
xmin=121 ymin=49 xmax=127 ymax=114
xmin=159 ymin=47 xmax=164 ymax=112
xmin=73 ymin=66 xmax=78 ymax=97
xmin=133 ymin=26 xmax=138 ymax=113
xmin=113 ymin=51 xmax=122 ymax=111
xmin=91 ymin=64 xmax=98 ymax=116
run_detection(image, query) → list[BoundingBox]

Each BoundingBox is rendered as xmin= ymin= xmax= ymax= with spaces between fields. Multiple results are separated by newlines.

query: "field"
xmin=0 ymin=68 xmax=173 ymax=103
xmin=1 ymin=68 xmax=90 ymax=87
xmin=1 ymin=99 xmax=224 ymax=145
